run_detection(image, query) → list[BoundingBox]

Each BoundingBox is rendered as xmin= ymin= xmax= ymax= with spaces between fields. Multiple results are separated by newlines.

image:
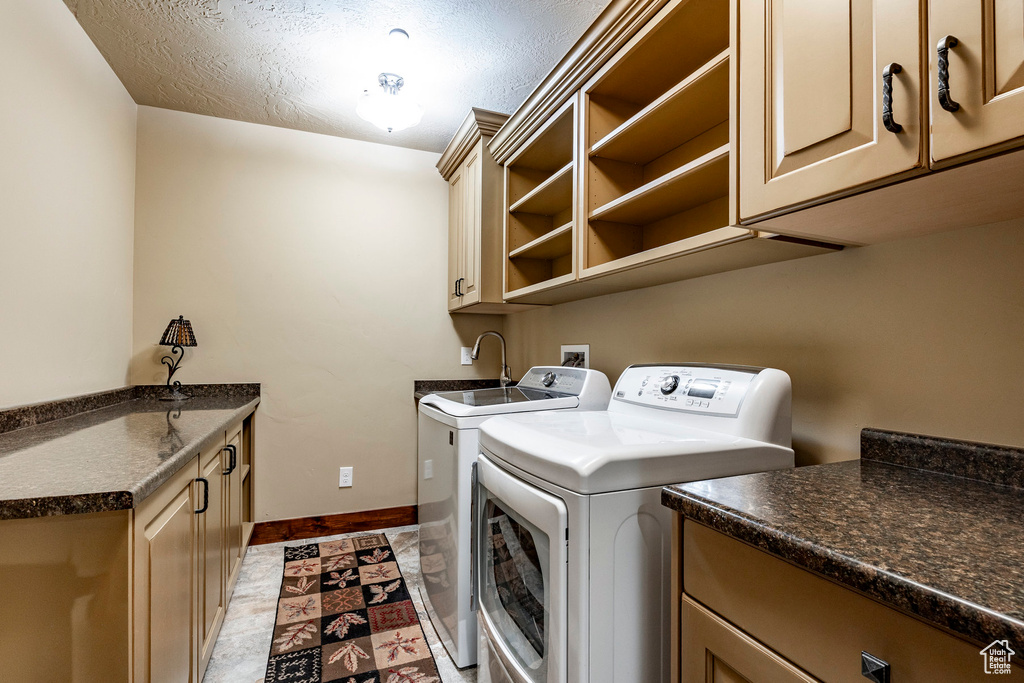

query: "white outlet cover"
xmin=461 ymin=347 xmax=473 ymax=365
xmin=560 ymin=344 xmax=590 ymax=368
xmin=339 ymin=466 xmax=353 ymax=488
xmin=424 ymin=459 xmax=433 ymax=480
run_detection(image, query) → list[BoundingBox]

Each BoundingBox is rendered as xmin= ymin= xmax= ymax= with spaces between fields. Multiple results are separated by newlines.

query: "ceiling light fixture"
xmin=356 ymin=28 xmax=423 ymax=134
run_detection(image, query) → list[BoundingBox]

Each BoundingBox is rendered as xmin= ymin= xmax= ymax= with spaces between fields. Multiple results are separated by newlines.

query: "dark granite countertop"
xmin=413 ymin=378 xmax=510 ymax=404
xmin=662 ymin=430 xmax=1024 ymax=654
xmin=0 ymin=393 xmax=258 ymax=520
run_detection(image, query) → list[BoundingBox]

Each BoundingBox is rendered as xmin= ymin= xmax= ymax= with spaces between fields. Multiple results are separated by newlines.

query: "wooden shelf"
xmin=509 ymin=162 xmax=574 ymax=215
xmin=509 ymin=222 xmax=573 ymax=259
xmin=508 ymin=103 xmax=575 ymax=172
xmin=241 ymin=463 xmax=250 ymax=482
xmin=590 ymin=144 xmax=729 ymax=225
xmin=591 ymin=51 xmax=729 ymax=166
xmin=587 ymin=0 xmax=730 ymax=107
xmin=505 ymin=272 xmax=577 ymax=302
xmin=511 ymin=233 xmax=840 ymax=305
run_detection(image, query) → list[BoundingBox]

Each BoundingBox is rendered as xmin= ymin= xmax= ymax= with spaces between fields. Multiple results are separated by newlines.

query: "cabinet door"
xmin=738 ymin=0 xmax=924 ymax=221
xmin=224 ymin=426 xmax=244 ymax=590
xmin=133 ymin=456 xmax=198 ymax=683
xmin=460 ymin=144 xmax=482 ymax=306
xmin=929 ymin=0 xmax=1024 ymax=162
xmin=196 ymin=443 xmax=226 ymax=677
xmin=448 ymin=164 xmax=465 ymax=311
xmin=680 ymin=596 xmax=820 ymax=683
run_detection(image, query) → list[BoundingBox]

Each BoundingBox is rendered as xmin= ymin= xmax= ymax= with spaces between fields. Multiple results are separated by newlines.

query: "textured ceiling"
xmin=63 ymin=0 xmax=610 ymax=153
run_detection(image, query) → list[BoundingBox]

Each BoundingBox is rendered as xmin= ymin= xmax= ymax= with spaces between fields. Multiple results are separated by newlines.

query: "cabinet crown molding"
xmin=487 ymin=0 xmax=669 ymax=165
xmin=437 ymin=108 xmax=509 ymax=180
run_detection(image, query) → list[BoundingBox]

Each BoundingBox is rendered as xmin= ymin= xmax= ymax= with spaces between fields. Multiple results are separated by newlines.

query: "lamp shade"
xmin=159 ymin=316 xmax=197 ymax=347
xmin=356 ymin=73 xmax=423 ymax=133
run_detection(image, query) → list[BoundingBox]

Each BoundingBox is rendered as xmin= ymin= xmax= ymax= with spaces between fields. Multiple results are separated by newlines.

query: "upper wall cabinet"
xmin=438 ymin=109 xmax=540 ymax=314
xmin=929 ymin=0 xmax=1024 ymax=163
xmin=737 ymin=0 xmax=1024 ymax=244
xmin=738 ymin=0 xmax=926 ymax=222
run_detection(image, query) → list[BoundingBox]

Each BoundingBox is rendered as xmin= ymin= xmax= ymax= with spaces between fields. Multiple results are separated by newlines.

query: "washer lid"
xmin=478 ymin=411 xmax=794 ymax=494
xmin=420 ymin=387 xmax=579 ymax=418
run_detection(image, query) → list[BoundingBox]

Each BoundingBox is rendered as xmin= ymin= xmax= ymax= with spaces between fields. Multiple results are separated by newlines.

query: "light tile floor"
xmin=204 ymin=525 xmax=477 ymax=683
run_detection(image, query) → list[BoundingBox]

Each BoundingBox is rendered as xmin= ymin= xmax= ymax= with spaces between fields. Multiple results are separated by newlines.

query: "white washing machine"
xmin=473 ymin=364 xmax=795 ymax=683
xmin=417 ymin=366 xmax=611 ymax=668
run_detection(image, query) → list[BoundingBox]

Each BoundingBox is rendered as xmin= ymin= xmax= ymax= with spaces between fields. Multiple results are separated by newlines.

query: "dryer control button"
xmin=542 ymin=372 xmax=556 ymax=387
xmin=660 ymin=375 xmax=680 ymax=395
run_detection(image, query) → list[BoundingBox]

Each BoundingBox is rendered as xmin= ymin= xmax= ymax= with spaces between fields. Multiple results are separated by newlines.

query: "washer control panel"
xmin=517 ymin=366 xmax=590 ymax=395
xmin=612 ymin=365 xmax=759 ymax=416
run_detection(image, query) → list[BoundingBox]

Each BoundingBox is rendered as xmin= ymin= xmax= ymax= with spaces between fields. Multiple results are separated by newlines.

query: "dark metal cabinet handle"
xmin=222 ymin=445 xmax=237 ymax=475
xmin=195 ymin=477 xmax=209 ymax=514
xmin=882 ymin=63 xmax=903 ymax=133
xmin=457 ymin=277 xmax=464 ymax=296
xmin=937 ymin=35 xmax=961 ymax=112
xmin=861 ymin=651 xmax=891 ymax=683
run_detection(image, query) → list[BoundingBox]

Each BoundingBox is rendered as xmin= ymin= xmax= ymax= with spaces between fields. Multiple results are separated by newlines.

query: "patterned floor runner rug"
xmin=264 ymin=532 xmax=441 ymax=683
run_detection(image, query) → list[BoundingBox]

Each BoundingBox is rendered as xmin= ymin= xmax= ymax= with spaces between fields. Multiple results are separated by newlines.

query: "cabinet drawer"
xmin=683 ymin=520 xmax=1023 ymax=682
xmin=681 ymin=594 xmax=819 ymax=683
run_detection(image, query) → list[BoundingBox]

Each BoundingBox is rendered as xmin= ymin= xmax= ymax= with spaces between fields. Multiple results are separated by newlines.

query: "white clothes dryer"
xmin=417 ymin=366 xmax=610 ymax=668
xmin=473 ymin=364 xmax=795 ymax=683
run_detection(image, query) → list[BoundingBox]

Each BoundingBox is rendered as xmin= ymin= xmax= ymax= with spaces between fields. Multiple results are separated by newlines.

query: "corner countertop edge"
xmin=0 ymin=396 xmax=260 ymax=521
xmin=128 ymin=396 xmax=261 ymax=508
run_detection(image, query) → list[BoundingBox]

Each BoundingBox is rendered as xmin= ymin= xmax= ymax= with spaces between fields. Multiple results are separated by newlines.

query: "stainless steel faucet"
xmin=471 ymin=331 xmax=511 ymax=387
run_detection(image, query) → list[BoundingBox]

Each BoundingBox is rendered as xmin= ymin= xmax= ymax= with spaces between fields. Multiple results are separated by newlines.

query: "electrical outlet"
xmin=461 ymin=347 xmax=473 ymax=365
xmin=561 ymin=344 xmax=590 ymax=368
xmin=423 ymin=459 xmax=433 ymax=480
xmin=339 ymin=467 xmax=353 ymax=488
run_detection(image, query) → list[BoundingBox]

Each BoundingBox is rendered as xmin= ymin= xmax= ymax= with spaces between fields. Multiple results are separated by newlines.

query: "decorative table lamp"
xmin=159 ymin=315 xmax=197 ymax=401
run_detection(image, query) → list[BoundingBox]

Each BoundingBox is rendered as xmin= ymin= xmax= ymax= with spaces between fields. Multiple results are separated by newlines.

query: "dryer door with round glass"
xmin=476 ymin=455 xmax=568 ymax=683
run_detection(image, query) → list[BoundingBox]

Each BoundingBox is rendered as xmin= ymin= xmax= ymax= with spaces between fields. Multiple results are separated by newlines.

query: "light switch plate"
xmin=461 ymin=347 xmax=473 ymax=365
xmin=423 ymin=459 xmax=433 ymax=480
xmin=561 ymin=344 xmax=590 ymax=368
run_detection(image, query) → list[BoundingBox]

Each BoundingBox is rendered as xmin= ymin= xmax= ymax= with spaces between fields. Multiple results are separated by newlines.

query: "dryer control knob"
xmin=542 ymin=372 xmax=556 ymax=387
xmin=661 ymin=375 xmax=680 ymax=395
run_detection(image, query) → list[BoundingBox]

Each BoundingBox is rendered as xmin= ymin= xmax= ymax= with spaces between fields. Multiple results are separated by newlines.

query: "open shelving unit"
xmin=503 ymin=96 xmax=578 ymax=300
xmin=487 ymin=0 xmax=842 ymax=306
xmin=581 ymin=0 xmax=739 ymax=276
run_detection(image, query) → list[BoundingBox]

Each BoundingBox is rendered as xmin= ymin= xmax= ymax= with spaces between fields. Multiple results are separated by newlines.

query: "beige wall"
xmin=132 ymin=106 xmax=504 ymax=521
xmin=505 ymin=221 xmax=1024 ymax=464
xmin=0 ymin=0 xmax=137 ymax=409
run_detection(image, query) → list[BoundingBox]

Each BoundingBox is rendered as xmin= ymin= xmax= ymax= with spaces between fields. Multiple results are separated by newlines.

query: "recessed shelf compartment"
xmin=504 ymin=96 xmax=579 ymax=299
xmin=591 ymin=50 xmax=730 ymax=166
xmin=509 ymin=162 xmax=574 ymax=215
xmin=508 ymin=222 xmax=573 ymax=259
xmin=585 ymin=0 xmax=730 ymax=144
xmin=578 ymin=0 xmax=740 ymax=283
xmin=590 ymin=144 xmax=729 ymax=225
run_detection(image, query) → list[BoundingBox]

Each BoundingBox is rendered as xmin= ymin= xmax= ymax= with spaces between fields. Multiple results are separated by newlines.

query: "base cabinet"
xmin=224 ymin=425 xmax=244 ymax=590
xmin=134 ymin=452 xmax=200 ymax=683
xmin=0 ymin=412 xmax=255 ymax=683
xmin=197 ymin=441 xmax=227 ymax=676
xmin=134 ymin=418 xmax=253 ymax=683
xmin=678 ymin=520 xmax=1024 ymax=683
xmin=681 ymin=596 xmax=817 ymax=683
